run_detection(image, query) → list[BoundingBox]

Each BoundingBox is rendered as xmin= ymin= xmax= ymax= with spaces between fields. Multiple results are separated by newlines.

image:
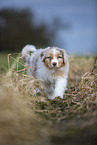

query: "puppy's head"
xmin=40 ymin=47 xmax=68 ymax=69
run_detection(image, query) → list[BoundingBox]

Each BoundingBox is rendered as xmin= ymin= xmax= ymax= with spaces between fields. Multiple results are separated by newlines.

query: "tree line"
xmin=0 ymin=9 xmax=56 ymax=52
xmin=0 ymin=8 xmax=70 ymax=52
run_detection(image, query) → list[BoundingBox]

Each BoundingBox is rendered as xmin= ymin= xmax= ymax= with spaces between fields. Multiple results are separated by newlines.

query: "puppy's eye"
xmin=47 ymin=57 xmax=52 ymax=59
xmin=57 ymin=56 xmax=62 ymax=59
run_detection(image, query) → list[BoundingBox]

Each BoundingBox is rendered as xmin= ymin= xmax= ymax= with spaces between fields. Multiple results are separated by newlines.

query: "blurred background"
xmin=0 ymin=0 xmax=97 ymax=55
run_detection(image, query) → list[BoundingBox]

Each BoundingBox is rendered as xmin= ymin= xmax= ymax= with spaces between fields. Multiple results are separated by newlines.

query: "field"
xmin=0 ymin=53 xmax=97 ymax=145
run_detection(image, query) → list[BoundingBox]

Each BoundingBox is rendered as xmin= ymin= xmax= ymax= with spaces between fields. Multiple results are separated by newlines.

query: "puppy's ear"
xmin=40 ymin=51 xmax=45 ymax=62
xmin=60 ymin=49 xmax=68 ymax=64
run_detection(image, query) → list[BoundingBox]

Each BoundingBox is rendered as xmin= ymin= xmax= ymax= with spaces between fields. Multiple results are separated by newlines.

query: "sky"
xmin=0 ymin=0 xmax=97 ymax=55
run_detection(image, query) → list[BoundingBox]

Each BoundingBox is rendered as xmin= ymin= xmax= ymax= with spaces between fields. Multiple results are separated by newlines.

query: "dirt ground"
xmin=0 ymin=55 xmax=97 ymax=145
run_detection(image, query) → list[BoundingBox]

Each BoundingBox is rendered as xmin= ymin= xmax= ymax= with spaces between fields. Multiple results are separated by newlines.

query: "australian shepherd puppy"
xmin=22 ymin=45 xmax=69 ymax=99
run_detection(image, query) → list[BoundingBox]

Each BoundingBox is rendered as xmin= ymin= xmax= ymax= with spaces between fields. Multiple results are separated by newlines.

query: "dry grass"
xmin=0 ymin=54 xmax=97 ymax=145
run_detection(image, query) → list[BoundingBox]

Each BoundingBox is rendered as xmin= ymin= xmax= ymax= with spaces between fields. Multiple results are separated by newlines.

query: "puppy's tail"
xmin=22 ymin=44 xmax=36 ymax=61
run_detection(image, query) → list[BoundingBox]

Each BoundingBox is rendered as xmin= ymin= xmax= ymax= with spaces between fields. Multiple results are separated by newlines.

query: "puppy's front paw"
xmin=55 ymin=95 xmax=63 ymax=99
xmin=48 ymin=94 xmax=55 ymax=100
xmin=55 ymin=91 xmax=63 ymax=99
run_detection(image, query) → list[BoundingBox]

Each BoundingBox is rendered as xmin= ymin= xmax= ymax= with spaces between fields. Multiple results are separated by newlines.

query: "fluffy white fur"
xmin=22 ymin=45 xmax=69 ymax=99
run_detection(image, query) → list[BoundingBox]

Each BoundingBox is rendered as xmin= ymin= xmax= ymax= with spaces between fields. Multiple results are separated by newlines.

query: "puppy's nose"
xmin=53 ymin=62 xmax=57 ymax=66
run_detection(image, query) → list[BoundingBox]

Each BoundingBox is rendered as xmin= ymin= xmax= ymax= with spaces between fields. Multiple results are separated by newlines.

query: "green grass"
xmin=0 ymin=53 xmax=8 ymax=72
xmin=0 ymin=53 xmax=25 ymax=73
